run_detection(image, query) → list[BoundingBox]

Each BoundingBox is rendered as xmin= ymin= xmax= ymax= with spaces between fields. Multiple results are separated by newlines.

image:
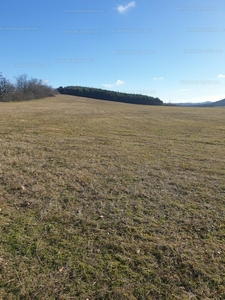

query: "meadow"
xmin=0 ymin=94 xmax=225 ymax=299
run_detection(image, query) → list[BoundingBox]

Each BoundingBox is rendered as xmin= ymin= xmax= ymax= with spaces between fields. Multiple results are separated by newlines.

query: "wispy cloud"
xmin=102 ymin=79 xmax=125 ymax=88
xmin=192 ymin=94 xmax=225 ymax=102
xmin=218 ymin=74 xmax=225 ymax=78
xmin=117 ymin=1 xmax=136 ymax=14
xmin=153 ymin=77 xmax=164 ymax=80
xmin=41 ymin=79 xmax=50 ymax=84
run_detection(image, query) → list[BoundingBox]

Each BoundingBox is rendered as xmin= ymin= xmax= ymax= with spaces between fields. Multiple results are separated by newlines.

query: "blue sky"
xmin=0 ymin=0 xmax=224 ymax=103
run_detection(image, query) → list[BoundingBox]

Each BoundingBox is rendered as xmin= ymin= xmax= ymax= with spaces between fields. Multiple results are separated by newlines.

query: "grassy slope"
xmin=0 ymin=95 xmax=225 ymax=299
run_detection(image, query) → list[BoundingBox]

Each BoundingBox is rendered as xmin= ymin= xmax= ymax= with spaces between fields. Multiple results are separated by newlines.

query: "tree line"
xmin=58 ymin=86 xmax=163 ymax=105
xmin=0 ymin=73 xmax=55 ymax=102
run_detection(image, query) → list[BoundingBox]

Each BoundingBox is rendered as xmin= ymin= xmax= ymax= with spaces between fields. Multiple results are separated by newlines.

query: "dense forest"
xmin=58 ymin=86 xmax=163 ymax=105
xmin=0 ymin=73 xmax=163 ymax=105
xmin=0 ymin=73 xmax=55 ymax=102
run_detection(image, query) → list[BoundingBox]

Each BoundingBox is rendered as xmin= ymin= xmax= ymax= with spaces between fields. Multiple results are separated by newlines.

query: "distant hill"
xmin=207 ymin=98 xmax=225 ymax=107
xmin=175 ymin=101 xmax=212 ymax=107
xmin=175 ymin=98 xmax=225 ymax=107
xmin=57 ymin=86 xmax=163 ymax=106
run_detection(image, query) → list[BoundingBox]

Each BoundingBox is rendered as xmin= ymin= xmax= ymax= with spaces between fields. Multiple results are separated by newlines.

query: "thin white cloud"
xmin=117 ymin=1 xmax=136 ymax=14
xmin=153 ymin=77 xmax=164 ymax=80
xmin=102 ymin=79 xmax=125 ymax=88
xmin=218 ymin=74 xmax=225 ymax=78
xmin=41 ymin=79 xmax=50 ymax=84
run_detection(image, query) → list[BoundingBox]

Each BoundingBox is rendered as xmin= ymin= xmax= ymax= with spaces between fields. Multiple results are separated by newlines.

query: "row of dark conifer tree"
xmin=58 ymin=86 xmax=163 ymax=105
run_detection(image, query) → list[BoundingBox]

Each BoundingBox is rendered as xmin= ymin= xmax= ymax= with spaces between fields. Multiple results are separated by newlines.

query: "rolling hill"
xmin=176 ymin=98 xmax=225 ymax=107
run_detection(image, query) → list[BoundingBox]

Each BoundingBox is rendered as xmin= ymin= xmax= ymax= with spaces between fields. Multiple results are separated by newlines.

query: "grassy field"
xmin=0 ymin=94 xmax=225 ymax=299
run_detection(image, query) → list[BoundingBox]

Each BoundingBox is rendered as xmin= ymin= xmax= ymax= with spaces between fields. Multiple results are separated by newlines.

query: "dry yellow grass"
xmin=0 ymin=94 xmax=225 ymax=299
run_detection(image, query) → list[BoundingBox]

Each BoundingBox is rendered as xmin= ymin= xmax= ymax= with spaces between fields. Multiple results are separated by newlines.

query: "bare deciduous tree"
xmin=0 ymin=72 xmax=55 ymax=102
xmin=0 ymin=73 xmax=15 ymax=101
